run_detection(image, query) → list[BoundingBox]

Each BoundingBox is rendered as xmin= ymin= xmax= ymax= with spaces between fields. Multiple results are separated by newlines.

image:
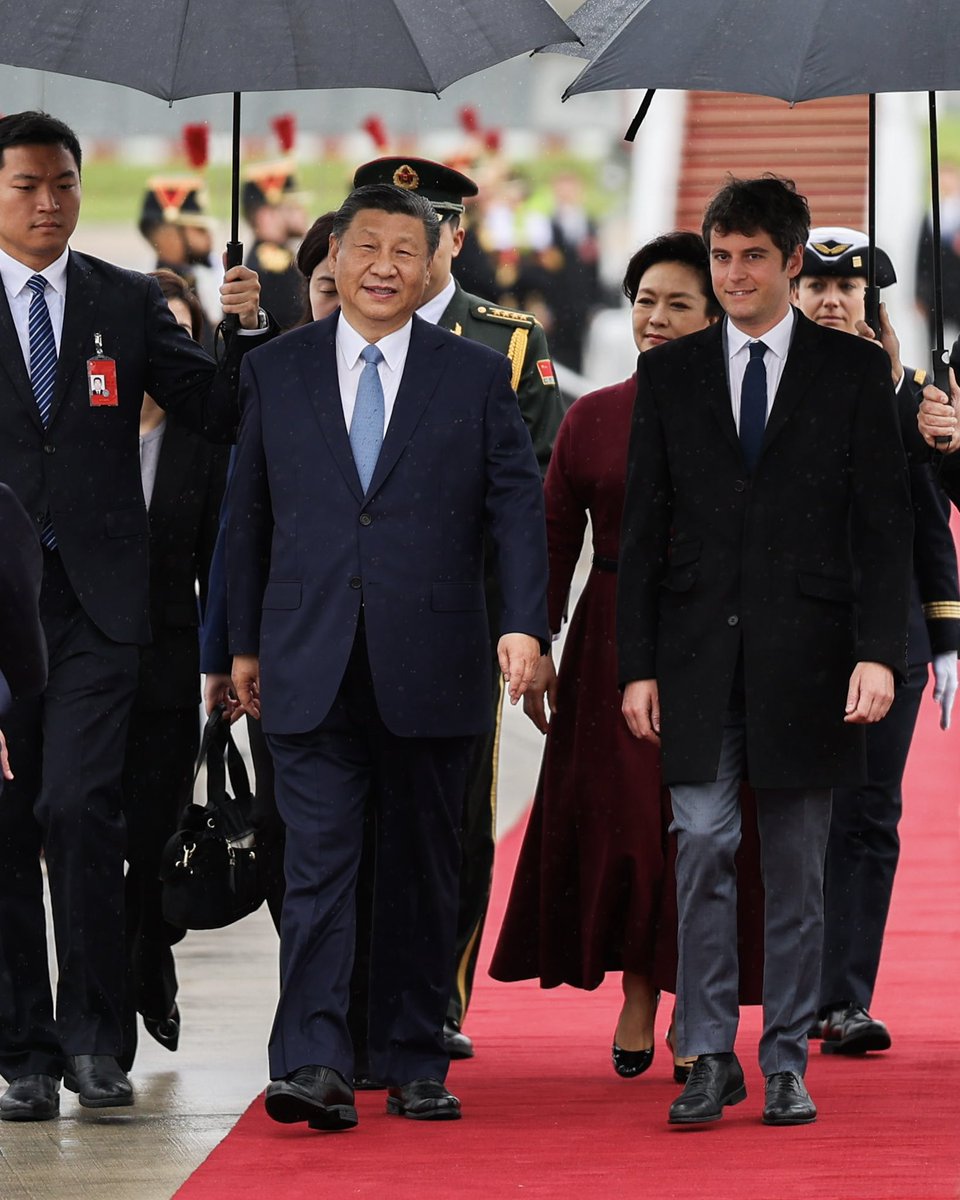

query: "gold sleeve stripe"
xmin=922 ymin=601 xmax=960 ymax=619
xmin=507 ymin=326 xmax=528 ymax=393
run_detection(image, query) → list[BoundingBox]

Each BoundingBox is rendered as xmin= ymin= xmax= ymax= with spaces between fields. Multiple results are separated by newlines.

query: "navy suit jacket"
xmin=0 ymin=482 xmax=46 ymax=713
xmin=225 ymin=311 xmax=549 ymax=738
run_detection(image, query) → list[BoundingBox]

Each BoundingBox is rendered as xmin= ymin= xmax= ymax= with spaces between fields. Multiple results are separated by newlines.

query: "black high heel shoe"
xmin=143 ymin=1003 xmax=180 ymax=1052
xmin=611 ymin=1042 xmax=654 ymax=1078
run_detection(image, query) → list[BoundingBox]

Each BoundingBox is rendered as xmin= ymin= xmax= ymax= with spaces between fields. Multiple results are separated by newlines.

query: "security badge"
xmin=87 ymin=332 xmax=118 ymax=407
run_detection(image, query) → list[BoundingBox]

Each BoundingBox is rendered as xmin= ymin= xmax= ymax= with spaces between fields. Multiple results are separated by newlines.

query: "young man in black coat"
xmin=618 ymin=177 xmax=913 ymax=1128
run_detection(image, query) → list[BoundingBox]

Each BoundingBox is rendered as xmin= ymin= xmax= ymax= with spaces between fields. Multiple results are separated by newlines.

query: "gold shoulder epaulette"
xmin=914 ymin=368 xmax=928 ymax=386
xmin=471 ymin=303 xmax=535 ymax=328
xmin=257 ymin=243 xmax=293 ymax=273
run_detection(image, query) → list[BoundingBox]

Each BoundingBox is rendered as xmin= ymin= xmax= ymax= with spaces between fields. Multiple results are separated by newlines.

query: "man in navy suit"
xmin=0 ymin=111 xmax=269 ymax=1123
xmin=227 ymin=183 xmax=548 ymax=1128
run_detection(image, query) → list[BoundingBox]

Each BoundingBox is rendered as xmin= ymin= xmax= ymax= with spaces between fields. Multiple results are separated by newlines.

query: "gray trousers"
xmin=669 ymin=718 xmax=832 ymax=1076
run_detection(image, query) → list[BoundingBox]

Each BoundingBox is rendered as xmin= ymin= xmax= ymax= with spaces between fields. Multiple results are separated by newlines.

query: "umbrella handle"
xmin=222 ymin=240 xmax=244 ymax=334
xmin=864 ymin=285 xmax=881 ymax=338
xmin=932 ymin=350 xmax=953 ymax=448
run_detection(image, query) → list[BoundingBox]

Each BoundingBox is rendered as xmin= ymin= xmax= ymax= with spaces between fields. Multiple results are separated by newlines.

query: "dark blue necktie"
xmin=350 ymin=344 xmax=385 ymax=493
xmin=739 ymin=341 xmax=768 ymax=474
xmin=27 ymin=274 xmax=58 ymax=548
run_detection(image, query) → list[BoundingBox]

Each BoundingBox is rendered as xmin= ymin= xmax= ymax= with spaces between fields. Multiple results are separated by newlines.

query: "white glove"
xmin=932 ymin=652 xmax=958 ymax=731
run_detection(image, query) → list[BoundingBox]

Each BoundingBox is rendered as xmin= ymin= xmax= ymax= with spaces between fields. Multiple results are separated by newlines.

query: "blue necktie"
xmin=739 ymin=341 xmax=768 ymax=474
xmin=350 ymin=344 xmax=384 ymax=492
xmin=27 ymin=274 xmax=58 ymax=548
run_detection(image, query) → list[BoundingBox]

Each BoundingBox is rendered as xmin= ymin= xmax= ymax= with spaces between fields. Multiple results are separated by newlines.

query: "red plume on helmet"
xmin=483 ymin=128 xmax=502 ymax=154
xmin=183 ymin=123 xmax=209 ymax=169
xmin=271 ymin=114 xmax=297 ymax=154
xmin=362 ymin=116 xmax=389 ymax=151
xmin=458 ymin=106 xmax=480 ymax=136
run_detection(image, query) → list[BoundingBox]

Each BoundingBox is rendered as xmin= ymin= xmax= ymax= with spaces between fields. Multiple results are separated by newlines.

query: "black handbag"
xmin=160 ymin=704 xmax=265 ymax=930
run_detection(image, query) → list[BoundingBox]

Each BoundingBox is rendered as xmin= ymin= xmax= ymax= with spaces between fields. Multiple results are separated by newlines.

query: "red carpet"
xmin=177 ymin=696 xmax=960 ymax=1199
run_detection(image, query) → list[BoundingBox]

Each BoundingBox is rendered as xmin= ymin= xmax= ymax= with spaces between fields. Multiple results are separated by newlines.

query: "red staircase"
xmin=675 ymin=93 xmax=869 ymax=232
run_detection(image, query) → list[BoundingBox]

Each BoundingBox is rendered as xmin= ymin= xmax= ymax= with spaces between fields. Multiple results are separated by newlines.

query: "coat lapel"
xmin=760 ymin=311 xmax=829 ymax=458
xmin=49 ymin=251 xmax=101 ymax=428
xmin=0 ymin=279 xmax=43 ymax=430
xmin=301 ymin=313 xmax=366 ymax=503
xmin=366 ymin=315 xmax=446 ymax=497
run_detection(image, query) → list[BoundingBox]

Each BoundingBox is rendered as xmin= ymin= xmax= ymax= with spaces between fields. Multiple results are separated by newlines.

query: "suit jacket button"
xmin=733 ymin=479 xmax=746 ymax=492
xmin=349 ymin=576 xmax=362 ymax=589
xmin=727 ymin=615 xmax=739 ymax=626
xmin=359 ymin=513 xmax=372 ymax=526
xmin=43 ymin=443 xmax=56 ymax=454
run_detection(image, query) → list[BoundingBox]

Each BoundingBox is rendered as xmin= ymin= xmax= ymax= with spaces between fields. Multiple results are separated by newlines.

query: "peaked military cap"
xmin=140 ymin=176 xmax=212 ymax=228
xmin=802 ymin=226 xmax=897 ymax=288
xmin=352 ymin=156 xmax=479 ymax=216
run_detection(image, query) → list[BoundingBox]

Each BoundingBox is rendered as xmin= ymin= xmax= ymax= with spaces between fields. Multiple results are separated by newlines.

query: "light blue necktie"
xmin=26 ymin=274 xmax=58 ymax=548
xmin=350 ymin=344 xmax=384 ymax=492
xmin=739 ymin=340 xmax=768 ymax=474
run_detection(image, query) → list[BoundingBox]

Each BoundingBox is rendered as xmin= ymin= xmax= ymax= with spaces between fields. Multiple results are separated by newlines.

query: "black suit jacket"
xmin=137 ymin=420 xmax=228 ymax=712
xmin=0 ymin=250 xmax=265 ymax=647
xmin=0 ymin=482 xmax=46 ymax=711
xmin=226 ymin=311 xmax=549 ymax=738
xmin=617 ymin=312 xmax=913 ymax=789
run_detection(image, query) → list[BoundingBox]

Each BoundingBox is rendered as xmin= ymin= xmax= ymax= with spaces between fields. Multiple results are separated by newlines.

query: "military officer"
xmin=352 ymin=156 xmax=562 ymax=1060
xmin=793 ymin=228 xmax=960 ymax=1055
xmin=242 ymin=162 xmax=307 ymax=331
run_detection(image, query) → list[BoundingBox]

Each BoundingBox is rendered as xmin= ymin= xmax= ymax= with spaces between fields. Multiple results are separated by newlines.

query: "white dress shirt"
xmin=0 ymin=245 xmax=69 ymax=370
xmin=417 ymin=276 xmax=456 ymax=327
xmin=335 ymin=314 xmax=412 ymax=436
xmin=726 ymin=306 xmax=796 ymax=429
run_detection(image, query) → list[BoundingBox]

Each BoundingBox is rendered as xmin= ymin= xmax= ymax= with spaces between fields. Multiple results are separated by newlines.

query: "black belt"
xmin=592 ymin=554 xmax=618 ymax=573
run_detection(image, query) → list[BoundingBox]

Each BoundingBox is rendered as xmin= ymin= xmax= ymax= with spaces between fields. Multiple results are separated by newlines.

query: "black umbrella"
xmin=0 ymin=0 xmax=577 ymax=270
xmin=546 ymin=0 xmax=959 ymax=390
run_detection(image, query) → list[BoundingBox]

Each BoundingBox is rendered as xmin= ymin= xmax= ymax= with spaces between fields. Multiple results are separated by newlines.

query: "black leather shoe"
xmin=352 ymin=1075 xmax=386 ymax=1091
xmin=0 ymin=1074 xmax=60 ymax=1122
xmin=265 ymin=1065 xmax=357 ymax=1131
xmin=443 ymin=1019 xmax=474 ymax=1060
xmin=63 ymin=1056 xmax=133 ymax=1109
xmin=819 ymin=1004 xmax=891 ymax=1055
xmin=611 ymin=1042 xmax=654 ymax=1078
xmin=668 ymin=1052 xmax=746 ymax=1125
xmin=143 ymin=1003 xmax=180 ymax=1052
xmin=386 ymin=1078 xmax=461 ymax=1121
xmin=762 ymin=1071 xmax=817 ymax=1125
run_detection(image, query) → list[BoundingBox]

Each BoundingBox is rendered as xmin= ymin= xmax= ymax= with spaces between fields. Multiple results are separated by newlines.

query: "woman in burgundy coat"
xmin=490 ymin=233 xmax=763 ymax=1081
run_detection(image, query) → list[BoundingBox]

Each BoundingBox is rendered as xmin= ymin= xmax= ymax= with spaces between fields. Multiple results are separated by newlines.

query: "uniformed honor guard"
xmin=351 ymin=156 xmax=562 ymax=1060
xmin=794 ymin=227 xmax=960 ymax=1055
xmin=242 ymin=162 xmax=307 ymax=331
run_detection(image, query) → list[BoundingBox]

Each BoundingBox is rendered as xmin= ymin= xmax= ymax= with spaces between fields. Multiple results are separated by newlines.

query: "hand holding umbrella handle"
xmin=932 ymin=352 xmax=953 ymax=447
xmin=222 ymin=240 xmax=244 ymax=334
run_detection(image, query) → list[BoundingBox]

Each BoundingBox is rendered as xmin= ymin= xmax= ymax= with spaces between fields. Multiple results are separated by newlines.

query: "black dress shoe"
xmin=143 ymin=1003 xmax=180 ymax=1052
xmin=63 ymin=1056 xmax=134 ymax=1109
xmin=265 ymin=1066 xmax=357 ymax=1131
xmin=386 ymin=1078 xmax=461 ymax=1121
xmin=819 ymin=1004 xmax=891 ymax=1055
xmin=0 ymin=1074 xmax=60 ymax=1122
xmin=668 ymin=1052 xmax=746 ymax=1125
xmin=443 ymin=1019 xmax=474 ymax=1060
xmin=611 ymin=1042 xmax=654 ymax=1078
xmin=762 ymin=1071 xmax=817 ymax=1125
xmin=352 ymin=1075 xmax=386 ymax=1091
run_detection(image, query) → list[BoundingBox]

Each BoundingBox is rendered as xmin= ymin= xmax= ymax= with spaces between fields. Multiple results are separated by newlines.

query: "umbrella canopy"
xmin=558 ymin=0 xmax=958 ymax=103
xmin=0 ymin=0 xmax=576 ymax=101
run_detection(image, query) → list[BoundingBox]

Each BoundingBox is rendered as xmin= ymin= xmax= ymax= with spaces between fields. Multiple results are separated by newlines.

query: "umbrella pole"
xmin=928 ymin=92 xmax=948 ymax=373
xmin=865 ymin=94 xmax=880 ymax=334
xmin=222 ymin=91 xmax=243 ymax=336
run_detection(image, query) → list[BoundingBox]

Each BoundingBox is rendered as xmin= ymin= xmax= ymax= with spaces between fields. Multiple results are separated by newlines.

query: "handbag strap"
xmin=193 ymin=706 xmax=255 ymax=840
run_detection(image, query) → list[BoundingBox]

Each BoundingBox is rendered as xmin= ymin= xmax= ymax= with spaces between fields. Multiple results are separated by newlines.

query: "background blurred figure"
xmin=915 ymin=161 xmax=960 ymax=351
xmin=294 ymin=211 xmax=339 ymax=324
xmin=121 ymin=270 xmax=229 ymax=1069
xmin=491 ymin=233 xmax=763 ymax=1082
xmin=795 ymin=229 xmax=960 ymax=1057
xmin=243 ymin=162 xmax=308 ymax=331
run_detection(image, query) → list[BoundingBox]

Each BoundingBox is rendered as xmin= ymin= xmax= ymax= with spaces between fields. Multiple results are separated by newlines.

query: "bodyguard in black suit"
xmin=0 ymin=112 xmax=270 ymax=1123
xmin=226 ymin=184 xmax=548 ymax=1129
xmin=618 ymin=178 xmax=913 ymax=1128
xmin=0 ymin=482 xmax=47 ymax=747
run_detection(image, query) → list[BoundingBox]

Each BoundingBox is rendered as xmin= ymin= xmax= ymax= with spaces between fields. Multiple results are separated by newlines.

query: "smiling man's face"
xmin=329 ymin=208 xmax=431 ymax=341
xmin=0 ymin=142 xmax=81 ymax=270
xmin=709 ymin=227 xmax=802 ymax=337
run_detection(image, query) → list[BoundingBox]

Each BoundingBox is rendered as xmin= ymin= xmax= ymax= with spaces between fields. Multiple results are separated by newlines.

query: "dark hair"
xmin=149 ymin=268 xmax=204 ymax=342
xmin=701 ymin=175 xmax=810 ymax=266
xmin=0 ymin=111 xmax=82 ymax=176
xmin=296 ymin=211 xmax=336 ymax=279
xmin=622 ymin=230 xmax=721 ymax=317
xmin=331 ymin=184 xmax=440 ymax=257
